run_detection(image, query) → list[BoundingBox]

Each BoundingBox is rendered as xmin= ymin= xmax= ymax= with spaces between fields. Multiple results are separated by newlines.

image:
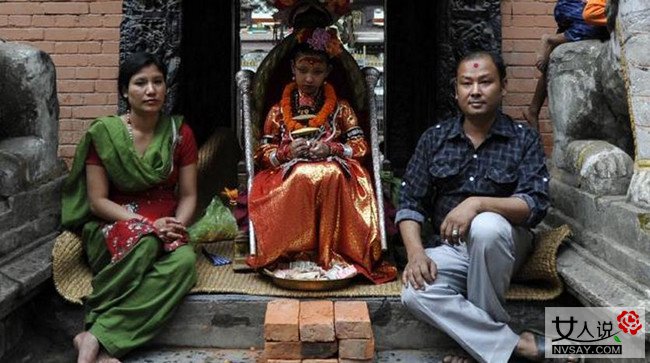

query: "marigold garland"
xmin=281 ymin=82 xmax=337 ymax=132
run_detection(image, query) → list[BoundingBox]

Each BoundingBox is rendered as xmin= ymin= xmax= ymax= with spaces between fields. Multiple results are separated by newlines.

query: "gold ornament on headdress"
xmin=296 ymin=27 xmax=343 ymax=58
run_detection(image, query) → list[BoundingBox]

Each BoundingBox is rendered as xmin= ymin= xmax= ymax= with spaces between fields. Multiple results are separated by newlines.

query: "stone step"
xmin=153 ymin=294 xmax=569 ymax=350
xmin=547 ymin=206 xmax=650 ymax=293
xmin=548 ymin=178 xmax=650 ymax=288
xmin=50 ymin=293 xmax=570 ymax=351
xmin=122 ymin=348 xmax=454 ymax=363
xmin=556 ymin=242 xmax=650 ymax=342
xmin=0 ymin=232 xmax=57 ymax=319
xmin=549 ymin=178 xmax=650 ymax=256
xmin=11 ymin=287 xmax=580 ymax=362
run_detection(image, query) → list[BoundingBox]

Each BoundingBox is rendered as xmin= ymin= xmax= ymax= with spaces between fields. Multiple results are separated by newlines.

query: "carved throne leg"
xmin=232 ymin=160 xmax=252 ymax=272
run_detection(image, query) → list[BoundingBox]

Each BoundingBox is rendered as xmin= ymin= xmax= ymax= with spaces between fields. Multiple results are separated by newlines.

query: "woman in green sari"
xmin=62 ymin=52 xmax=198 ymax=363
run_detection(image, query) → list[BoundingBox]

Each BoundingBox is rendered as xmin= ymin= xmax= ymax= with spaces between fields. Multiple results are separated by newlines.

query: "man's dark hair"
xmin=118 ymin=52 xmax=167 ymax=100
xmin=457 ymin=51 xmax=507 ymax=84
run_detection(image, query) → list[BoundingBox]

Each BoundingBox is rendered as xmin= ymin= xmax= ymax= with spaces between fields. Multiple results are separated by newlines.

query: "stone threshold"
xmin=122 ymin=347 xmax=458 ymax=363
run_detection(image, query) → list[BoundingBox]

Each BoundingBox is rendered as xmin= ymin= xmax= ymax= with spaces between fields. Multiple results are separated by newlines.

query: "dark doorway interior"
xmin=177 ymin=0 xmax=239 ymax=147
xmin=385 ymin=1 xmax=501 ymax=174
xmin=385 ymin=1 xmax=439 ymax=174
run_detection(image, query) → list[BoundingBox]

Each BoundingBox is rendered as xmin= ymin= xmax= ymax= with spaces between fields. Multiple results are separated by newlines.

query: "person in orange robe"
xmin=246 ymin=28 xmax=396 ymax=284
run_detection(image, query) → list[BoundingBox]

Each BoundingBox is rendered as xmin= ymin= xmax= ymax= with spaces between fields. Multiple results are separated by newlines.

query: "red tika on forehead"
xmin=473 ymin=63 xmax=479 ymax=68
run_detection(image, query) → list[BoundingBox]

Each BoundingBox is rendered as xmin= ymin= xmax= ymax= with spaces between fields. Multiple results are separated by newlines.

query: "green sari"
xmin=61 ymin=115 xmax=197 ymax=358
xmin=62 ymin=114 xmax=181 ymax=230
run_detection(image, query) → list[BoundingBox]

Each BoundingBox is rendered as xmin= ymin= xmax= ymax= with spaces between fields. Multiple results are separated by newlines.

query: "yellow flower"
xmin=221 ymin=187 xmax=238 ymax=206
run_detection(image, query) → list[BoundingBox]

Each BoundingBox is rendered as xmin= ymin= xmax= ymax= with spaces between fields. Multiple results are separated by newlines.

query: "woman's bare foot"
xmin=443 ymin=354 xmax=475 ymax=363
xmin=535 ymin=34 xmax=553 ymax=72
xmin=522 ymin=108 xmax=539 ymax=130
xmin=73 ymin=331 xmax=100 ymax=363
xmin=97 ymin=350 xmax=122 ymax=363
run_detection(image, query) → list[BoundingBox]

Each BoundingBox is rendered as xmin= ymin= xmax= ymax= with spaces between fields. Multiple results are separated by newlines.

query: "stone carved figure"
xmin=0 ymin=41 xmax=63 ymax=198
xmin=547 ymin=0 xmax=650 ymax=207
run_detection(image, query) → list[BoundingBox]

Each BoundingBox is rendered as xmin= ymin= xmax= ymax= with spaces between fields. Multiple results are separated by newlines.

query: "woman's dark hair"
xmin=457 ymin=51 xmax=507 ymax=84
xmin=118 ymin=52 xmax=167 ymax=100
xmin=291 ymin=42 xmax=330 ymax=65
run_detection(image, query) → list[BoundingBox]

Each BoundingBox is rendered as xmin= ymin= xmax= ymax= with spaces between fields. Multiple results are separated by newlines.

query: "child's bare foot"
xmin=522 ymin=108 xmax=539 ymax=130
xmin=73 ymin=331 xmax=100 ymax=363
xmin=97 ymin=350 xmax=122 ymax=363
xmin=536 ymin=34 xmax=553 ymax=72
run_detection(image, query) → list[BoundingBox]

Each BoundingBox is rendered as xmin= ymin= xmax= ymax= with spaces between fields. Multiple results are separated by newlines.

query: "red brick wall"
xmin=0 ymin=1 xmax=122 ymax=166
xmin=501 ymin=0 xmax=557 ymax=155
xmin=0 ymin=1 xmax=556 ymax=163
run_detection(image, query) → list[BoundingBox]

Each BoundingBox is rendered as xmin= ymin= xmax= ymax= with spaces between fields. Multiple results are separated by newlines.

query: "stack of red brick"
xmin=264 ymin=299 xmax=375 ymax=363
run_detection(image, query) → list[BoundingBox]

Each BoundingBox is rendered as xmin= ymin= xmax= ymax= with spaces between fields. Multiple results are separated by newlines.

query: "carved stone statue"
xmin=0 ymin=41 xmax=66 ymax=343
xmin=0 ymin=42 xmax=63 ymax=197
xmin=545 ymin=0 xmax=650 ymax=321
xmin=547 ymin=0 xmax=650 ymax=208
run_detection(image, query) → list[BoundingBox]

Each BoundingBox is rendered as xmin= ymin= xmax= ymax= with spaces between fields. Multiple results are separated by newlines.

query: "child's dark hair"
xmin=457 ymin=51 xmax=507 ymax=84
xmin=118 ymin=52 xmax=167 ymax=99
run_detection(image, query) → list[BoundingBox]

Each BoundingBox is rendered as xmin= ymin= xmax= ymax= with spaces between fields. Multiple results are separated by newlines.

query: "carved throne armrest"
xmin=362 ymin=66 xmax=387 ymax=251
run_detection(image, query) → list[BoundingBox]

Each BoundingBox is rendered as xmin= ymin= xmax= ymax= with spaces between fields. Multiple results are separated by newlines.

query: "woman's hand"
xmin=153 ymin=217 xmax=187 ymax=242
xmin=289 ymin=138 xmax=309 ymax=159
xmin=308 ymin=141 xmax=330 ymax=159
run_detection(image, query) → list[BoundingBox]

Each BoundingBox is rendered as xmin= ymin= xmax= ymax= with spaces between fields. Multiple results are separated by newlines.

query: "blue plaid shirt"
xmin=396 ymin=112 xmax=550 ymax=244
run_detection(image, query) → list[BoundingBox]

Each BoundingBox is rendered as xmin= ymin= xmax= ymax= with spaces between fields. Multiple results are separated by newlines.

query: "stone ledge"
xmin=557 ymin=243 xmax=650 ymax=342
xmin=550 ymin=177 xmax=650 ymax=254
xmin=548 ymin=177 xmax=650 ymax=287
xmin=150 ymin=294 xmax=576 ymax=350
xmin=0 ymin=176 xmax=64 ymax=258
xmin=0 ymin=233 xmax=57 ymax=319
xmin=47 ymin=293 xmax=576 ymax=350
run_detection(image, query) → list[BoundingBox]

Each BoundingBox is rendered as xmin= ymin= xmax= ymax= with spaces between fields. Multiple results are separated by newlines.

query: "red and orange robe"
xmin=246 ymin=99 xmax=396 ymax=284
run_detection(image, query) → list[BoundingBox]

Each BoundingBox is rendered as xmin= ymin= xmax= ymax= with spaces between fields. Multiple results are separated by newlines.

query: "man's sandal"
xmin=511 ymin=329 xmax=584 ymax=363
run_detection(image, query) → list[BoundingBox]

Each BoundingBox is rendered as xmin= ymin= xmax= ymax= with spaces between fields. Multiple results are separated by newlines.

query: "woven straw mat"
xmin=52 ymin=225 xmax=571 ymax=305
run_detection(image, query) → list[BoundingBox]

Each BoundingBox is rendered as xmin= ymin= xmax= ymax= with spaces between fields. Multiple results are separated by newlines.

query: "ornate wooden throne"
xmin=235 ymin=31 xmax=387 ymax=259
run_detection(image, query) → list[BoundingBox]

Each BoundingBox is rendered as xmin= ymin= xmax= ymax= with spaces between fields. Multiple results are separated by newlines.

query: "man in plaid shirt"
xmin=399 ymin=51 xmax=555 ymax=363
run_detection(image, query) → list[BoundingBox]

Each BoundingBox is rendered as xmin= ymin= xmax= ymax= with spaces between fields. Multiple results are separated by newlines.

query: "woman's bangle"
xmin=137 ymin=216 xmax=154 ymax=225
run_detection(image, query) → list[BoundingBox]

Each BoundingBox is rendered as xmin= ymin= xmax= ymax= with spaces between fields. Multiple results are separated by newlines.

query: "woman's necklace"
xmin=280 ymin=82 xmax=337 ymax=132
xmin=125 ymin=111 xmax=134 ymax=141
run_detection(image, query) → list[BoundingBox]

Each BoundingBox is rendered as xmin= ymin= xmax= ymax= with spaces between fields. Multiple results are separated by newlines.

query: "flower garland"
xmin=281 ymin=82 xmax=337 ymax=132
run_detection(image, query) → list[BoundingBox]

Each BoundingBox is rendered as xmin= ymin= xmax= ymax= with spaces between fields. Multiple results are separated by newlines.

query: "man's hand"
xmin=440 ymin=197 xmax=481 ymax=244
xmin=402 ymin=250 xmax=437 ymax=290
